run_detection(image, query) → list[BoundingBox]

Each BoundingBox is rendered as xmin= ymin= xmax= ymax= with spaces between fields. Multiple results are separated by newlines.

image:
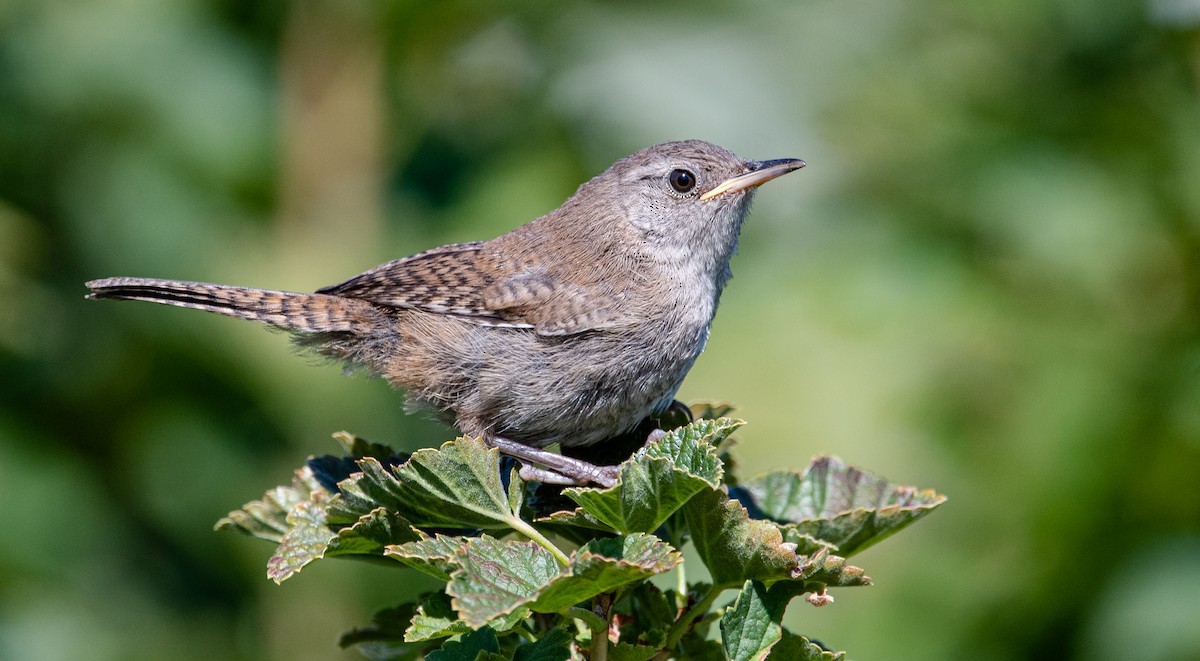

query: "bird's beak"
xmin=700 ymin=158 xmax=806 ymax=201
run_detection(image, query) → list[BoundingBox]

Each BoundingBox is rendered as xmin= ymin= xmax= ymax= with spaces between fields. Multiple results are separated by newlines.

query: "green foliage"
xmin=551 ymin=418 xmax=729 ymax=535
xmin=220 ymin=409 xmax=945 ymax=659
xmin=738 ymin=457 xmax=945 ymax=557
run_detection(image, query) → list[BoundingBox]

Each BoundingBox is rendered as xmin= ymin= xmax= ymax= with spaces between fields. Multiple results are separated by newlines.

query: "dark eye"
xmin=669 ymin=168 xmax=697 ymax=194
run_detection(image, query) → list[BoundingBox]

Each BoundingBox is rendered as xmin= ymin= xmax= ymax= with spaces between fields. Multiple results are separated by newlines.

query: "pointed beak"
xmin=699 ymin=158 xmax=806 ymax=201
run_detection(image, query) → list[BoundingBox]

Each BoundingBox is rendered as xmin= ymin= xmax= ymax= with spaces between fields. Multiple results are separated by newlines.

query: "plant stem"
xmin=674 ymin=562 xmax=688 ymax=612
xmin=565 ymin=606 xmax=607 ymax=633
xmin=566 ymin=604 xmax=609 ymax=658
xmin=662 ymin=583 xmax=727 ymax=651
xmin=590 ymin=628 xmax=608 ymax=661
xmin=508 ymin=517 xmax=570 ymax=566
xmin=515 ymin=622 xmax=538 ymax=643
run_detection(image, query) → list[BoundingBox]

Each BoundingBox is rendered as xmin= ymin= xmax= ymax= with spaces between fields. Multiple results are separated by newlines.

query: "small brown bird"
xmin=87 ymin=140 xmax=804 ymax=486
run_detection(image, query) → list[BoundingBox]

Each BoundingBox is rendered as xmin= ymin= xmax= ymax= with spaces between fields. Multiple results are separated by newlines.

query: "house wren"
xmin=86 ymin=140 xmax=804 ymax=486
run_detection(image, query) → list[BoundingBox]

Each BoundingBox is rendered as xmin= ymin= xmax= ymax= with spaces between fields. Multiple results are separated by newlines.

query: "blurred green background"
xmin=2 ymin=1 xmax=1199 ymax=659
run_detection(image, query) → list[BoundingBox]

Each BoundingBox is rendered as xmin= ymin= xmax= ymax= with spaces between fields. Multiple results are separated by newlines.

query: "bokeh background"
xmin=2 ymin=1 xmax=1199 ymax=659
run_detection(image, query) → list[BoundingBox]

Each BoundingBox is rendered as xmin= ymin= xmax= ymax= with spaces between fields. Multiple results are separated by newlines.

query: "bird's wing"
xmin=317 ymin=242 xmax=621 ymax=335
xmin=479 ymin=271 xmax=624 ymax=336
xmin=317 ymin=242 xmax=508 ymax=319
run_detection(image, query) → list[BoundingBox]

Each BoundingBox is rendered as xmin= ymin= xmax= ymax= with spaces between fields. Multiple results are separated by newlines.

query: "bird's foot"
xmin=487 ymin=402 xmax=693 ymax=488
xmin=488 ymin=436 xmax=620 ymax=488
xmin=643 ymin=428 xmax=668 ymax=446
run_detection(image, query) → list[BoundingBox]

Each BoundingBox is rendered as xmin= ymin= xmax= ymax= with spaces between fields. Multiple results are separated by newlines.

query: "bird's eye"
xmin=669 ymin=168 xmax=697 ymax=195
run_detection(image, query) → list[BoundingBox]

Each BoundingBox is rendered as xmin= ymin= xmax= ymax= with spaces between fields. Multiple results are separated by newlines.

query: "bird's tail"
xmin=85 ymin=277 xmax=379 ymax=334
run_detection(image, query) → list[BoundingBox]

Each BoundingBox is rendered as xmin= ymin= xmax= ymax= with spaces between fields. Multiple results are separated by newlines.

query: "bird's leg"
xmin=487 ymin=436 xmax=620 ymax=488
xmin=521 ymin=400 xmax=697 ymax=485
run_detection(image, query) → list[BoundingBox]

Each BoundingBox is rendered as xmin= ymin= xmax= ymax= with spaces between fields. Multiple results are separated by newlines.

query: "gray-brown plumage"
xmin=87 ymin=140 xmax=804 ymax=485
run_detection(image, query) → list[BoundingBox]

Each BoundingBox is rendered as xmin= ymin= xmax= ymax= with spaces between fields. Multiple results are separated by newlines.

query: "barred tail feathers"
xmin=85 ymin=277 xmax=377 ymax=334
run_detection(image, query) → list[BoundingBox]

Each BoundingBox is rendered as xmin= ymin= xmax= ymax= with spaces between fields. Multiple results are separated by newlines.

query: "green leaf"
xmin=612 ymin=582 xmax=676 ymax=654
xmin=774 ymin=529 xmax=829 ymax=556
xmin=683 ymin=487 xmax=799 ymax=585
xmin=537 ymin=508 xmax=616 ymax=533
xmin=339 ymin=603 xmax=422 ymax=659
xmin=512 ymin=626 xmax=572 ymax=661
xmin=395 ymin=437 xmax=524 ymax=529
xmin=336 ymin=437 xmax=525 ymax=530
xmin=552 ymin=419 xmax=733 ymax=534
xmin=404 ymin=592 xmax=472 ymax=642
xmin=614 ymin=582 xmax=675 ymax=643
xmin=387 ymin=533 xmax=471 ymax=581
xmin=404 ymin=591 xmax=529 ymax=643
xmin=326 ymin=437 xmax=531 ymax=541
xmin=689 ymin=401 xmax=737 ymax=420
xmin=267 ymin=495 xmax=335 ymax=583
xmin=529 ymin=534 xmax=681 ymax=612
xmin=769 ymin=630 xmax=846 ymax=660
xmin=719 ymin=579 xmax=854 ymax=661
xmin=677 ymin=633 xmax=727 ymax=661
xmin=426 ymin=627 xmax=500 ymax=661
xmin=219 ymin=459 xmax=425 ymax=583
xmin=447 ymin=536 xmax=563 ymax=628
xmin=215 ymin=465 xmax=326 ymax=542
xmin=327 ymin=456 xmax=412 ymax=525
xmin=792 ymin=547 xmax=870 ymax=588
xmin=333 ymin=430 xmax=405 ymax=459
xmin=328 ymin=507 xmax=421 ymax=556
xmin=720 ymin=580 xmax=794 ymax=661
xmin=743 ymin=456 xmax=947 ymax=556
xmin=447 ymin=534 xmax=680 ymax=628
xmin=266 ymin=500 xmax=422 ymax=583
xmin=640 ymin=417 xmax=735 ymax=481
